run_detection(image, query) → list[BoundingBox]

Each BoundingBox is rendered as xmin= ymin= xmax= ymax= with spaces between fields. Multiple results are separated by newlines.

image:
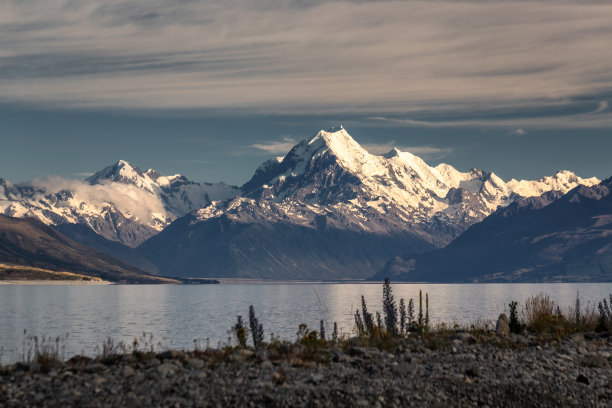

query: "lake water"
xmin=1 ymin=282 xmax=612 ymax=363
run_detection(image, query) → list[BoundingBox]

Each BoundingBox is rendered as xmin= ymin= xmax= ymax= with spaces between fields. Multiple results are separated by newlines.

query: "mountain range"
xmin=0 ymin=126 xmax=603 ymax=280
xmin=373 ymin=177 xmax=612 ymax=282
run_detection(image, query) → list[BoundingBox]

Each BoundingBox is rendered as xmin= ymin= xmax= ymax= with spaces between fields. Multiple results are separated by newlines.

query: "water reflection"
xmin=1 ymin=283 xmax=611 ymax=363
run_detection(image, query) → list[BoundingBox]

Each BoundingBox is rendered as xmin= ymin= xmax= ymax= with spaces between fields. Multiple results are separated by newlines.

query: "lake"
xmin=1 ymin=282 xmax=612 ymax=363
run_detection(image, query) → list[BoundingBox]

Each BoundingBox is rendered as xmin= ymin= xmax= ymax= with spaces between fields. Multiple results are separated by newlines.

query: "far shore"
xmin=0 ymin=280 xmax=113 ymax=285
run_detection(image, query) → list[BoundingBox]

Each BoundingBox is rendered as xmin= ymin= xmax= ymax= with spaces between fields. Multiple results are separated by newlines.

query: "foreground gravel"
xmin=1 ymin=332 xmax=611 ymax=407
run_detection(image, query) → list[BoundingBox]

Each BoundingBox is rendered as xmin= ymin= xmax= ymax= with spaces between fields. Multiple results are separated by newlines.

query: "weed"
xmin=508 ymin=301 xmax=523 ymax=334
xmin=319 ymin=320 xmax=326 ymax=340
xmin=249 ymin=305 xmax=264 ymax=348
xmin=382 ymin=278 xmax=398 ymax=335
xmin=232 ymin=315 xmax=248 ymax=349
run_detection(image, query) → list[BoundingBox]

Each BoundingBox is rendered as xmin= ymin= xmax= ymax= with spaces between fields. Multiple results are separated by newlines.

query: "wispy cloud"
xmin=595 ymin=101 xmax=609 ymax=113
xmin=369 ymin=106 xmax=612 ymax=129
xmin=1 ymin=1 xmax=612 ymax=120
xmin=362 ymin=141 xmax=452 ymax=159
xmin=251 ymin=137 xmax=296 ymax=154
xmin=509 ymin=128 xmax=527 ymax=136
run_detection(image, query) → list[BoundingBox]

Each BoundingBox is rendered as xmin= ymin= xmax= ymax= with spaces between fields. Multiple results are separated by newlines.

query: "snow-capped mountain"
xmin=0 ymin=161 xmax=238 ymax=247
xmin=371 ymin=177 xmax=612 ymax=283
xmin=235 ymin=126 xmax=599 ymax=243
xmin=139 ymin=126 xmax=599 ymax=279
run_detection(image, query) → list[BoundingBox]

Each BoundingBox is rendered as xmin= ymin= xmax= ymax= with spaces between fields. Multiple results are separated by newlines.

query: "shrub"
xmin=508 ymin=301 xmax=523 ymax=334
xmin=399 ymin=298 xmax=407 ymax=335
xmin=232 ymin=315 xmax=247 ymax=349
xmin=319 ymin=320 xmax=326 ymax=341
xmin=597 ymin=294 xmax=612 ymax=332
xmin=249 ymin=306 xmax=264 ymax=348
xmin=382 ymin=278 xmax=398 ymax=335
xmin=361 ymin=295 xmax=375 ymax=335
xmin=407 ymin=298 xmax=415 ymax=331
xmin=523 ymin=293 xmax=562 ymax=334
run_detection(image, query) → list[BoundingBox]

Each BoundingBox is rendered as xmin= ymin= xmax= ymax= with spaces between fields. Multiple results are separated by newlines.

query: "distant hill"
xmin=0 ymin=215 xmax=177 ymax=283
xmin=372 ymin=178 xmax=612 ymax=283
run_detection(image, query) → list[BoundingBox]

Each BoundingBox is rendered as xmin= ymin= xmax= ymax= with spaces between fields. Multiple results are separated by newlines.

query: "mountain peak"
xmin=86 ymin=160 xmax=144 ymax=185
xmin=382 ymin=147 xmax=402 ymax=159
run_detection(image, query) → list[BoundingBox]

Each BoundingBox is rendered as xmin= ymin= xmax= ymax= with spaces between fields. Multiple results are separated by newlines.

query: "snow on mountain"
xmin=137 ymin=126 xmax=602 ymax=279
xmin=0 ymin=126 xmax=601 ymax=278
xmin=232 ymin=126 xmax=599 ymax=244
xmin=0 ymin=162 xmax=239 ymax=247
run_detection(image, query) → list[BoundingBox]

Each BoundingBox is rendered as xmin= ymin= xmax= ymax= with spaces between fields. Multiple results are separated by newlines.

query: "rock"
xmin=157 ymin=350 xmax=183 ymax=361
xmin=465 ymin=366 xmax=480 ymax=378
xmin=495 ymin=314 xmax=510 ymax=337
xmin=187 ymin=358 xmax=204 ymax=370
xmin=235 ymin=349 xmax=254 ymax=361
xmin=121 ymin=365 xmax=136 ymax=378
xmin=308 ymin=373 xmax=324 ymax=384
xmin=349 ymin=347 xmax=366 ymax=357
xmin=255 ymin=349 xmax=269 ymax=362
xmin=576 ymin=374 xmax=590 ymax=385
xmin=157 ymin=363 xmax=178 ymax=378
xmin=570 ymin=333 xmax=585 ymax=343
xmin=581 ymin=354 xmax=609 ymax=368
xmin=453 ymin=332 xmax=476 ymax=344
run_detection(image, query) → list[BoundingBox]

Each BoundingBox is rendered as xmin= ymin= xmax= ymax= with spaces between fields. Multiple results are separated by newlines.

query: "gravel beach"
xmin=1 ymin=332 xmax=611 ymax=407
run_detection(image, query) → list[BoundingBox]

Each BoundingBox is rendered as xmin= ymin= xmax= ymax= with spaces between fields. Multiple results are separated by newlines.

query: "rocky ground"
xmin=1 ymin=332 xmax=611 ymax=407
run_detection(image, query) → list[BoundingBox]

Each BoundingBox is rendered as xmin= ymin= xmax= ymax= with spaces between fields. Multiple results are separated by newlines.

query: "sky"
xmin=1 ymin=0 xmax=611 ymax=186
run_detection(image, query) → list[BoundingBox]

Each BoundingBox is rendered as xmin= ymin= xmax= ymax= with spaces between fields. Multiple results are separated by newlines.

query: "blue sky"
xmin=1 ymin=1 xmax=611 ymax=186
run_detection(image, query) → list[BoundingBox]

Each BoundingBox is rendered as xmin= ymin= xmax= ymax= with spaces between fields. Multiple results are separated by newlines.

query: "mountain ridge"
xmin=0 ymin=126 xmax=602 ymax=279
xmin=371 ymin=177 xmax=612 ymax=283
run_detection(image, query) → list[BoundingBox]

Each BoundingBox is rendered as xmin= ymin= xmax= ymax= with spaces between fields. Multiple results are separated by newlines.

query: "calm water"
xmin=1 ymin=282 xmax=612 ymax=363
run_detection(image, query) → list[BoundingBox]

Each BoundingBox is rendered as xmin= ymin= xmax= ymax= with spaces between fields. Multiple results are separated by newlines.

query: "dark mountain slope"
xmin=372 ymin=179 xmax=612 ymax=282
xmin=138 ymin=209 xmax=431 ymax=280
xmin=0 ymin=215 xmax=176 ymax=283
xmin=54 ymin=223 xmax=159 ymax=274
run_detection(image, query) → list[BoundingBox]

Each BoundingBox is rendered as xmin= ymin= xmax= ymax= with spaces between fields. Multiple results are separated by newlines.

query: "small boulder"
xmin=452 ymin=332 xmax=477 ymax=344
xmin=496 ymin=314 xmax=510 ymax=337
xmin=576 ymin=374 xmax=590 ymax=385
xmin=581 ymin=354 xmax=610 ymax=368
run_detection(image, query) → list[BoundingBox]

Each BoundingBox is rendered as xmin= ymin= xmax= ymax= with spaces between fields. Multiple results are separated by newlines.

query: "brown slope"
xmin=0 ymin=215 xmax=177 ymax=283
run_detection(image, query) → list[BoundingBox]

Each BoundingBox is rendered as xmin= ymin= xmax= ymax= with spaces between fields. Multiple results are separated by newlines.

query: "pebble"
xmin=0 ymin=335 xmax=611 ymax=407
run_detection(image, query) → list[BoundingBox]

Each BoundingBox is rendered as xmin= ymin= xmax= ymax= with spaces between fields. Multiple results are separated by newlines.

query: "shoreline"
xmin=1 ymin=332 xmax=611 ymax=407
xmin=0 ymin=280 xmax=113 ymax=285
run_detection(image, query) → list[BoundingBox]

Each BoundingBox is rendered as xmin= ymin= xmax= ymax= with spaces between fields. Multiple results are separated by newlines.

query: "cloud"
xmin=0 ymin=0 xmax=612 ymax=119
xmin=251 ymin=137 xmax=296 ymax=154
xmin=595 ymin=101 xmax=609 ymax=113
xmin=509 ymin=128 xmax=527 ymax=136
xmin=362 ymin=141 xmax=452 ymax=159
xmin=26 ymin=176 xmax=168 ymax=224
xmin=369 ymin=109 xmax=612 ymax=129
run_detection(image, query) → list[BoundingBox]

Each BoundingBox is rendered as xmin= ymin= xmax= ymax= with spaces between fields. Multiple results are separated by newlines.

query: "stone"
xmin=465 ymin=366 xmax=480 ymax=378
xmin=453 ymin=332 xmax=476 ymax=344
xmin=576 ymin=374 xmax=590 ymax=385
xmin=121 ymin=365 xmax=136 ymax=378
xmin=495 ymin=314 xmax=510 ymax=337
xmin=157 ymin=350 xmax=183 ymax=361
xmin=581 ymin=354 xmax=609 ymax=368
xmin=570 ymin=333 xmax=585 ymax=343
xmin=157 ymin=363 xmax=178 ymax=378
xmin=188 ymin=358 xmax=204 ymax=370
xmin=235 ymin=349 xmax=254 ymax=361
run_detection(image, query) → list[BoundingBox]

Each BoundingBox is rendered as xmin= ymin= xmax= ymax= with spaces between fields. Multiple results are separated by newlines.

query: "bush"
xmin=249 ymin=306 xmax=264 ymax=348
xmin=523 ymin=293 xmax=557 ymax=334
xmin=508 ymin=301 xmax=524 ymax=334
xmin=232 ymin=316 xmax=247 ymax=349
